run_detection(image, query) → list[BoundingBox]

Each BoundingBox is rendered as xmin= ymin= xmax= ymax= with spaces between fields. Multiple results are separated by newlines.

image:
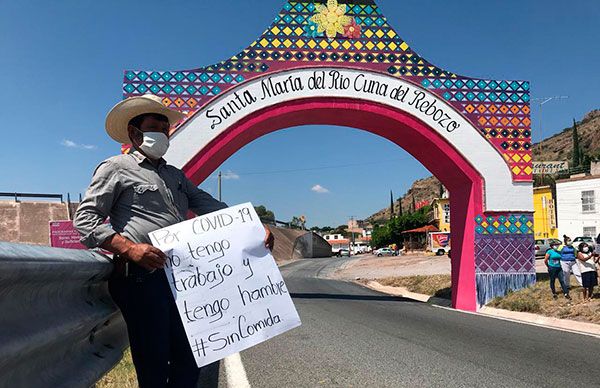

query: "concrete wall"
xmin=268 ymin=226 xmax=308 ymax=263
xmin=292 ymin=232 xmax=332 ymax=259
xmin=0 ymin=201 xmax=78 ymax=245
xmin=0 ymin=201 xmax=329 ymax=262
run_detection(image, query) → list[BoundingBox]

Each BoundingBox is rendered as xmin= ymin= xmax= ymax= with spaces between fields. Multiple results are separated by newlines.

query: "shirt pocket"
xmin=133 ymin=183 xmax=164 ymax=211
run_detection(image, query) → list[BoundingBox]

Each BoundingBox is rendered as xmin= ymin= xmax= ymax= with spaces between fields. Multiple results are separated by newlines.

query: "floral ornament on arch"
xmin=304 ymin=21 xmax=322 ymax=38
xmin=343 ymin=18 xmax=361 ymax=39
xmin=310 ymin=0 xmax=352 ymax=39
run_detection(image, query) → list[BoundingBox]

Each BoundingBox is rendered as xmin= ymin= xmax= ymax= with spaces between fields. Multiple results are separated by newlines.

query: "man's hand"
xmin=123 ymin=243 xmax=167 ymax=270
xmin=101 ymin=233 xmax=166 ymax=271
xmin=264 ymin=226 xmax=275 ymax=251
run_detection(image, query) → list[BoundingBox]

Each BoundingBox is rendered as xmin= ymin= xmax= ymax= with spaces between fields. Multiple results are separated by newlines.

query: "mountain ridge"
xmin=367 ymin=109 xmax=600 ymax=223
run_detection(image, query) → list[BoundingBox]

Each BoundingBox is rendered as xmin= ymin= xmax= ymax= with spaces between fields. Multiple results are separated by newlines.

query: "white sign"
xmin=533 ymin=161 xmax=569 ymax=174
xmin=149 ymin=203 xmax=301 ymax=367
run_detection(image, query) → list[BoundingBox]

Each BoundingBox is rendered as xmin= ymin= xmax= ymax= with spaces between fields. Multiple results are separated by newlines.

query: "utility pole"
xmin=217 ymin=171 xmax=222 ymax=201
xmin=349 ymin=215 xmax=356 ymax=257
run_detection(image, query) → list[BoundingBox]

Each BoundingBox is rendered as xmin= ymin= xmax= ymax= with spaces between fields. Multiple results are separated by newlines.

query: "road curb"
xmin=361 ymin=280 xmax=600 ymax=338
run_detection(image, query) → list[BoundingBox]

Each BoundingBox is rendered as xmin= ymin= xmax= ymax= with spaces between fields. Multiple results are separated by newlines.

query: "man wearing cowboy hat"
xmin=74 ymin=94 xmax=274 ymax=387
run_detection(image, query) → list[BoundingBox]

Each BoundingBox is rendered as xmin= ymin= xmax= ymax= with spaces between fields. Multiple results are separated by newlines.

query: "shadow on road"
xmin=290 ymin=292 xmax=417 ymax=303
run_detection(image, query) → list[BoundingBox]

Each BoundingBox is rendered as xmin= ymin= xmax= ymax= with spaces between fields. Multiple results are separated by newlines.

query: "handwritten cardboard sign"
xmin=149 ymin=203 xmax=301 ymax=367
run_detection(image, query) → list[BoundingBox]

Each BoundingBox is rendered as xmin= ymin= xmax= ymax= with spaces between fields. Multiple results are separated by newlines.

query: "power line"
xmin=209 ymin=157 xmax=414 ymax=177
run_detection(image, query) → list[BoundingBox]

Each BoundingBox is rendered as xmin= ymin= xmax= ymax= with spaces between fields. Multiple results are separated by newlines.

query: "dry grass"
xmin=95 ymin=348 xmax=137 ymax=388
xmin=374 ymin=274 xmax=600 ymax=325
xmin=376 ymin=275 xmax=452 ymax=299
xmin=488 ymin=275 xmax=600 ymax=324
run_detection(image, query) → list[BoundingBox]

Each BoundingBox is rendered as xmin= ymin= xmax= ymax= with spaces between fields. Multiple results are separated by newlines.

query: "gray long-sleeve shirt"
xmin=74 ymin=151 xmax=227 ymax=248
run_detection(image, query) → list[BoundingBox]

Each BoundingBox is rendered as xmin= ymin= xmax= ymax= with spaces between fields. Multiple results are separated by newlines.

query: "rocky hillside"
xmin=368 ymin=175 xmax=442 ymax=222
xmin=367 ymin=109 xmax=600 ymax=222
xmin=532 ymin=109 xmax=600 ymax=162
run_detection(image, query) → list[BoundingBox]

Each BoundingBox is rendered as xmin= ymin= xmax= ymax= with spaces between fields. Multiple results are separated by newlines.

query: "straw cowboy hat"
xmin=105 ymin=94 xmax=186 ymax=143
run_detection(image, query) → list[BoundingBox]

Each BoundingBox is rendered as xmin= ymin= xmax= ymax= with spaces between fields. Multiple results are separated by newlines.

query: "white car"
xmin=573 ymin=236 xmax=596 ymax=249
xmin=374 ymin=247 xmax=397 ymax=257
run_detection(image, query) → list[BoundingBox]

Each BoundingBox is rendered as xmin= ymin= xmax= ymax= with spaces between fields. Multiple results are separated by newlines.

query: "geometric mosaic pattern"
xmin=475 ymin=234 xmax=535 ymax=274
xmin=122 ymin=0 xmax=532 ymax=181
xmin=475 ymin=213 xmax=534 ymax=235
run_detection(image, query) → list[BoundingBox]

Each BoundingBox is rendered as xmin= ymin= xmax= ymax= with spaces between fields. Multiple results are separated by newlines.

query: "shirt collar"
xmin=130 ymin=150 xmax=166 ymax=167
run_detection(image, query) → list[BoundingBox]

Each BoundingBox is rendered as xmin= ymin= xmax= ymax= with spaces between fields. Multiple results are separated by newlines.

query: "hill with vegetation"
xmin=532 ymin=109 xmax=600 ymax=162
xmin=367 ymin=109 xmax=600 ymax=223
xmin=368 ymin=175 xmax=442 ymax=223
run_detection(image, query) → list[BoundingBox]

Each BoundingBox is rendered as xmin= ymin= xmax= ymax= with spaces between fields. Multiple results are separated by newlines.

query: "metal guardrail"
xmin=0 ymin=242 xmax=128 ymax=388
xmin=0 ymin=192 xmax=64 ymax=202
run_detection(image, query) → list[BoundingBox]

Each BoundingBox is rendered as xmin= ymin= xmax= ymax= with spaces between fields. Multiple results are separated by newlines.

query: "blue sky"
xmin=1 ymin=0 xmax=598 ymax=227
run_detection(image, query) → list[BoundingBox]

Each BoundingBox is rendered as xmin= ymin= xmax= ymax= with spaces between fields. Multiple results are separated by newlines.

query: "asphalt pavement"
xmin=233 ymin=258 xmax=600 ymax=387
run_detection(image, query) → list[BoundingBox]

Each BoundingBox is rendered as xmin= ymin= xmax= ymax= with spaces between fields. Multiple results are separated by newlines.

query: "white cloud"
xmin=311 ymin=184 xmax=330 ymax=194
xmin=221 ymin=170 xmax=240 ymax=180
xmin=61 ymin=139 xmax=96 ymax=150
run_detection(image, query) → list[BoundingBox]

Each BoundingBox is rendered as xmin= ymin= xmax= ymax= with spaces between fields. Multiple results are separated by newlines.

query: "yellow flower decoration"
xmin=311 ymin=0 xmax=352 ymax=39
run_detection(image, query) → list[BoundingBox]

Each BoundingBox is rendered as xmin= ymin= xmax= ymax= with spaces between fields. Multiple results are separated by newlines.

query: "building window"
xmin=582 ymin=190 xmax=596 ymax=213
xmin=443 ymin=203 xmax=450 ymax=224
xmin=583 ymin=226 xmax=597 ymax=238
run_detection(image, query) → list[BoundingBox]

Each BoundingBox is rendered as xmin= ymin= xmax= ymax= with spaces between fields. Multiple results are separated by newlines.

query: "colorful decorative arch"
xmin=122 ymin=0 xmax=535 ymax=310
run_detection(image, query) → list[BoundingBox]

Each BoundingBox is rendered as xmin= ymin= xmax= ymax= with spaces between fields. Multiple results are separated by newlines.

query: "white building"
xmin=556 ymin=175 xmax=600 ymax=240
xmin=322 ymin=234 xmax=349 ymax=254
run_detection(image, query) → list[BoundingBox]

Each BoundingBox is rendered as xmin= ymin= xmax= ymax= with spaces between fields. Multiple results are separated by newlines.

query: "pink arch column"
xmin=181 ymin=98 xmax=484 ymax=311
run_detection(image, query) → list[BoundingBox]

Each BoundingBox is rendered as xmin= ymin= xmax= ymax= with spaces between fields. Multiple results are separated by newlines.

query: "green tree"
xmin=254 ymin=205 xmax=275 ymax=222
xmin=371 ymin=205 xmax=432 ymax=248
xmin=371 ymin=224 xmax=391 ymax=248
xmin=572 ymin=119 xmax=581 ymax=168
xmin=332 ymin=224 xmax=349 ymax=237
xmin=390 ymin=190 xmax=395 ymax=219
xmin=320 ymin=226 xmax=334 ymax=234
xmin=582 ymin=154 xmax=591 ymax=169
xmin=290 ymin=216 xmax=302 ymax=229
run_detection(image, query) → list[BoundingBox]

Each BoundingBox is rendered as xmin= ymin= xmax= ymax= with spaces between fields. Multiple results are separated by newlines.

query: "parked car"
xmin=336 ymin=249 xmax=350 ymax=257
xmin=534 ymin=238 xmax=562 ymax=257
xmin=573 ymin=236 xmax=596 ymax=249
xmin=374 ymin=247 xmax=397 ymax=257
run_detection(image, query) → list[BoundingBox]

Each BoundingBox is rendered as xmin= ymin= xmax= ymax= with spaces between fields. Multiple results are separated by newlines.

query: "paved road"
xmin=234 ymin=258 xmax=600 ymax=387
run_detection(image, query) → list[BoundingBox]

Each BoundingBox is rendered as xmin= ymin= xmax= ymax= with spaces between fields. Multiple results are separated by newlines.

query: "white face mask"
xmin=137 ymin=130 xmax=169 ymax=159
xmin=582 ymin=247 xmax=590 ymax=253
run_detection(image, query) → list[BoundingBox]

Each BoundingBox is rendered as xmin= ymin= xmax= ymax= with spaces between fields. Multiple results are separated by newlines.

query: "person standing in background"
xmin=544 ymin=242 xmax=570 ymax=299
xmin=576 ymin=242 xmax=598 ymax=301
xmin=559 ymin=235 xmax=582 ymax=289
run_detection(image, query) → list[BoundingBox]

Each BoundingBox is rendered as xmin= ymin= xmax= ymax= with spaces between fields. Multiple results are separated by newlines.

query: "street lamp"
xmin=531 ymin=95 xmax=569 ymax=156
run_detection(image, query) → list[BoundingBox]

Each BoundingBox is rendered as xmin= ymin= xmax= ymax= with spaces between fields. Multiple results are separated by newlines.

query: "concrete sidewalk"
xmin=363 ymin=280 xmax=600 ymax=339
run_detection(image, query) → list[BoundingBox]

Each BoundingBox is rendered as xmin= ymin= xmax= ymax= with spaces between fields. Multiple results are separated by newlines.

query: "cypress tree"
xmin=572 ymin=118 xmax=581 ymax=168
xmin=390 ymin=190 xmax=395 ymax=219
xmin=398 ymin=198 xmax=403 ymax=217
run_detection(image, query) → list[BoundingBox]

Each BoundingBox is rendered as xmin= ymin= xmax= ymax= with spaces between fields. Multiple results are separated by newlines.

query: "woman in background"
xmin=545 ymin=242 xmax=570 ymax=299
xmin=576 ymin=242 xmax=598 ymax=301
xmin=560 ymin=235 xmax=582 ymax=288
